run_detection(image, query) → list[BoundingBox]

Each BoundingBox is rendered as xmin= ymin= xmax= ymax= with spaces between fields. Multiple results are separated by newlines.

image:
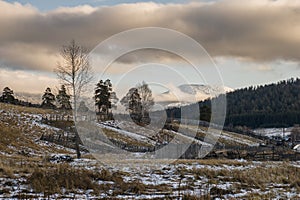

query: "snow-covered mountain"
xmin=155 ymin=84 xmax=233 ymax=108
xmin=178 ymin=84 xmax=233 ymax=96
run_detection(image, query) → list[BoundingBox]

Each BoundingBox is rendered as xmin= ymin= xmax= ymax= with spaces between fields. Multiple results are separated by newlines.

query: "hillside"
xmin=0 ymin=103 xmax=74 ymax=156
xmin=224 ymin=78 xmax=300 ymax=128
xmin=0 ymin=103 xmax=300 ymax=199
xmin=167 ymin=78 xmax=300 ymax=128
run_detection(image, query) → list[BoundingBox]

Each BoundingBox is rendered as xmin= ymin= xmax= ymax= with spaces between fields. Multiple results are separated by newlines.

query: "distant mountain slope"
xmin=178 ymin=84 xmax=233 ymax=95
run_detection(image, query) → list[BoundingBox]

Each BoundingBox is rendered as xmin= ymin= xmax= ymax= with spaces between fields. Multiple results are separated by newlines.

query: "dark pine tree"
xmin=94 ymin=79 xmax=115 ymax=120
xmin=1 ymin=87 xmax=16 ymax=104
xmin=56 ymin=85 xmax=72 ymax=110
xmin=41 ymin=87 xmax=56 ymax=109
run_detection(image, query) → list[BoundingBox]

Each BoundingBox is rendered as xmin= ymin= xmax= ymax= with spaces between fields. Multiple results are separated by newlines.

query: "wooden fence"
xmin=208 ymin=145 xmax=300 ymax=161
xmin=42 ymin=114 xmax=73 ymax=122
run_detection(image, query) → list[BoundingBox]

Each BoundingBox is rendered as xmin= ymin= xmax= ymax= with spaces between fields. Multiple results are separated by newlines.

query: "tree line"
xmin=0 ymin=80 xmax=155 ymax=124
xmin=0 ymin=85 xmax=72 ymax=110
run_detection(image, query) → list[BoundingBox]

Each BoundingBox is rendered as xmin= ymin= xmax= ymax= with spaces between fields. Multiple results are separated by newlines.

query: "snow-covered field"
xmin=1 ymin=156 xmax=300 ymax=199
xmin=1 ymin=103 xmax=300 ymax=199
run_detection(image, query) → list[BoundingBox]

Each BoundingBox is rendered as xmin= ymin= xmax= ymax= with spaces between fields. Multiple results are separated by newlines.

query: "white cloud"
xmin=0 ymin=68 xmax=59 ymax=94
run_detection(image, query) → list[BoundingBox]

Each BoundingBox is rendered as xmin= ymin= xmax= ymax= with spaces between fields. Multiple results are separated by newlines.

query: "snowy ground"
xmin=1 ymin=103 xmax=299 ymax=199
xmin=100 ymin=120 xmax=263 ymax=148
xmin=1 ymin=156 xmax=300 ymax=199
xmin=254 ymin=127 xmax=292 ymax=138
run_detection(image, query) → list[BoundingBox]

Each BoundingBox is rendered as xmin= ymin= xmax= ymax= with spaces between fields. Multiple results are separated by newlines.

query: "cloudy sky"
xmin=0 ymin=0 xmax=299 ymax=95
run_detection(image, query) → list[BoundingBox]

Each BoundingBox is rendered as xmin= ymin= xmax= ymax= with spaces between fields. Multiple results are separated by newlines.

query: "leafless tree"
xmin=55 ymin=40 xmax=92 ymax=158
xmin=137 ymin=81 xmax=154 ymax=118
xmin=120 ymin=82 xmax=154 ymax=125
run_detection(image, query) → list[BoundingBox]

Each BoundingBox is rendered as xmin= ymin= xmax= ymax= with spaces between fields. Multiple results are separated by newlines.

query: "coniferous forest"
xmin=166 ymin=78 xmax=300 ymax=128
xmin=223 ymin=78 xmax=300 ymax=128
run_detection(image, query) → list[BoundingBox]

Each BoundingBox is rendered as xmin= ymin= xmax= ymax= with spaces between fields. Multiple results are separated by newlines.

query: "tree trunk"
xmin=75 ymin=131 xmax=81 ymax=159
xmin=73 ymin=86 xmax=81 ymax=159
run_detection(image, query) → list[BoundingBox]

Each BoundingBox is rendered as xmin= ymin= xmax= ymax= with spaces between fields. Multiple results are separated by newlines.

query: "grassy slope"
xmin=0 ymin=103 xmax=71 ymax=155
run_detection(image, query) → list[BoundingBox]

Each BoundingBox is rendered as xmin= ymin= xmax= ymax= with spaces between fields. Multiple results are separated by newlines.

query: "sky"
xmin=0 ymin=0 xmax=300 ymax=97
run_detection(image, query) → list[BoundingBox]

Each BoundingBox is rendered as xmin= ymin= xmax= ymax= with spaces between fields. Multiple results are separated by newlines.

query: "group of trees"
xmin=1 ymin=40 xmax=155 ymax=125
xmin=94 ymin=79 xmax=154 ymax=124
xmin=120 ymin=82 xmax=154 ymax=125
xmin=0 ymin=80 xmax=155 ymax=125
xmin=0 ymin=85 xmax=72 ymax=110
xmin=41 ymin=85 xmax=72 ymax=110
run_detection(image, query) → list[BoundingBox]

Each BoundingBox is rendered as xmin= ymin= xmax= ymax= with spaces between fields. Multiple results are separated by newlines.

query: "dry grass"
xmin=0 ymin=102 xmax=57 ymax=115
xmin=28 ymin=164 xmax=101 ymax=195
xmin=0 ymin=102 xmax=73 ymax=155
xmin=187 ymin=162 xmax=300 ymax=193
xmin=0 ymin=163 xmax=15 ymax=178
xmin=26 ymin=163 xmax=150 ymax=197
xmin=0 ymin=121 xmax=47 ymax=155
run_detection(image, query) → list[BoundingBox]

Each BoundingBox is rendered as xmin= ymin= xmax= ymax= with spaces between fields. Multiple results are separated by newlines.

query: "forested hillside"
xmin=169 ymin=78 xmax=300 ymax=128
xmin=224 ymin=78 xmax=300 ymax=128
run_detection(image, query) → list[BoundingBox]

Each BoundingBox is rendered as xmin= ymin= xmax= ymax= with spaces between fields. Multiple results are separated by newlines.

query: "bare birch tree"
xmin=55 ymin=40 xmax=92 ymax=158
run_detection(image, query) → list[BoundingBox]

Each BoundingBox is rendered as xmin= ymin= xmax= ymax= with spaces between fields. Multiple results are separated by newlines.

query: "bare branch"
xmin=54 ymin=39 xmax=93 ymax=106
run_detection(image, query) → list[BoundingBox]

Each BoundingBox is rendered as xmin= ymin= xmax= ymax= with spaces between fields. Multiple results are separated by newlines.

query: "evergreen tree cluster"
xmin=41 ymin=88 xmax=56 ymax=109
xmin=94 ymin=79 xmax=118 ymax=120
xmin=40 ymin=85 xmax=72 ymax=110
xmin=56 ymin=85 xmax=72 ymax=110
xmin=197 ymin=78 xmax=300 ymax=128
xmin=120 ymin=88 xmax=143 ymax=123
